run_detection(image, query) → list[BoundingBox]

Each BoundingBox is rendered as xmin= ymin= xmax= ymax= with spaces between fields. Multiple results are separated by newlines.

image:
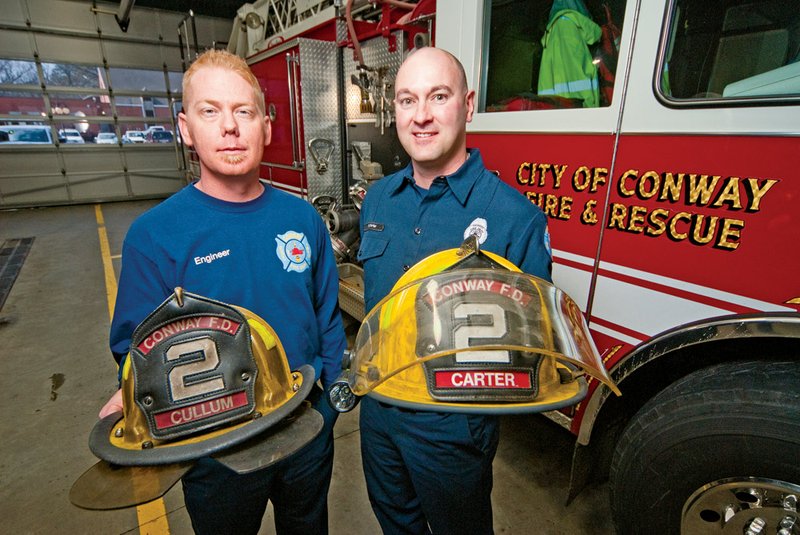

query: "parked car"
xmin=148 ymin=130 xmax=174 ymax=143
xmin=58 ymin=128 xmax=85 ymax=144
xmin=0 ymin=125 xmax=55 ymax=144
xmin=144 ymin=125 xmax=166 ymax=137
xmin=95 ymin=132 xmax=118 ymax=144
xmin=122 ymin=130 xmax=145 ymax=143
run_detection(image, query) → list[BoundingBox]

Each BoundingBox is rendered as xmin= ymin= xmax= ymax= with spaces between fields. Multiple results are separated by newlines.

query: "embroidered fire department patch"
xmin=275 ymin=231 xmax=311 ymax=273
xmin=543 ymin=224 xmax=552 ymax=258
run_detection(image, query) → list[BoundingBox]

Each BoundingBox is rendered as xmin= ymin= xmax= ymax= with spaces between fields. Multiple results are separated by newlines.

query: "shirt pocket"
xmin=357 ymin=234 xmax=388 ymax=262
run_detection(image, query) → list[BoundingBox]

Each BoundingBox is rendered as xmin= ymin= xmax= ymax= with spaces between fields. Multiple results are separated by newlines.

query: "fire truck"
xmin=225 ymin=0 xmax=800 ymax=532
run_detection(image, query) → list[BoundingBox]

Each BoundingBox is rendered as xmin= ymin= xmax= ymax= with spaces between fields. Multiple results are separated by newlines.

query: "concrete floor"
xmin=0 ymin=200 xmax=613 ymax=534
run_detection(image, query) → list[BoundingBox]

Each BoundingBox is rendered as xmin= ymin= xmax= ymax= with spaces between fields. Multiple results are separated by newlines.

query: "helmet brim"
xmin=70 ymin=460 xmax=191 ymax=510
xmin=71 ymin=395 xmax=323 ymax=510
xmin=89 ymin=364 xmax=317 ymax=466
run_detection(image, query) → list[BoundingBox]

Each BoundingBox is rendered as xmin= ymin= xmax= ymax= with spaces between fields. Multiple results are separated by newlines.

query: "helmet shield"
xmin=346 ymin=268 xmax=620 ymax=413
xmin=129 ymin=291 xmax=259 ymax=441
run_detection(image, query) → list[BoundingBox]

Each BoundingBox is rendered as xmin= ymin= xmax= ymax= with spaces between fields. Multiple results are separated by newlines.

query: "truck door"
xmin=249 ymin=43 xmax=308 ymax=197
xmin=440 ymin=0 xmax=631 ymax=321
xmin=596 ymin=0 xmax=799 ymax=352
xmin=248 ymin=37 xmax=345 ymax=204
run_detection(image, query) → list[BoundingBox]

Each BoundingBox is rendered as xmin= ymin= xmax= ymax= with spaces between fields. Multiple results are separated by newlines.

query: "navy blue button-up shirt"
xmin=358 ymin=149 xmax=552 ymax=312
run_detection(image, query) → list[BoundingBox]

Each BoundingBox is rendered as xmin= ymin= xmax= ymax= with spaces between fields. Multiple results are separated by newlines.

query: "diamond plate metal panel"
xmin=344 ymin=31 xmax=407 ymax=123
xmin=336 ymin=17 xmax=348 ymax=43
xmin=298 ymin=38 xmax=342 ymax=203
xmin=296 ymin=33 xmax=407 ymax=203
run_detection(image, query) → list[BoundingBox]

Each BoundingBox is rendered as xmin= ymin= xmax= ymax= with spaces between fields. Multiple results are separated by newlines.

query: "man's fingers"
xmin=99 ymin=388 xmax=123 ymax=418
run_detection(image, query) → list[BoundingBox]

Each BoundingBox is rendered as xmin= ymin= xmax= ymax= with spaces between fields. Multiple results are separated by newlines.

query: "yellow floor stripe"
xmin=95 ymin=204 xmax=171 ymax=535
xmin=95 ymin=205 xmax=117 ymax=320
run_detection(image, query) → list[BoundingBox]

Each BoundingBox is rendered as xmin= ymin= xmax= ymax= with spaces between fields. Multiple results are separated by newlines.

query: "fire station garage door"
xmin=0 ymin=0 xmax=231 ymax=208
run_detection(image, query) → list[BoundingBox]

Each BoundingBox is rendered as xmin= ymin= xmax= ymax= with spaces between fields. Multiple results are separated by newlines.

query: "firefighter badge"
xmin=275 ymin=231 xmax=311 ymax=273
xmin=464 ymin=217 xmax=488 ymax=244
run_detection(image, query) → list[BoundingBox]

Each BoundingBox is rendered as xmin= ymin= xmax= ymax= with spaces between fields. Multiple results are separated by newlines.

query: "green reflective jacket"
xmin=538 ymin=9 xmax=602 ymax=108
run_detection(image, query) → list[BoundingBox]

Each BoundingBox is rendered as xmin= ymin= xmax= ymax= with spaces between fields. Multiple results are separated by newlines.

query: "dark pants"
xmin=359 ymin=396 xmax=500 ymax=535
xmin=182 ymin=387 xmax=337 ymax=535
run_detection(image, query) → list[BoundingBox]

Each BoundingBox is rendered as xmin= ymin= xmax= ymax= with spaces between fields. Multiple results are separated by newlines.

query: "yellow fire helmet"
xmin=329 ymin=237 xmax=621 ymax=414
xmin=88 ymin=288 xmax=320 ymax=468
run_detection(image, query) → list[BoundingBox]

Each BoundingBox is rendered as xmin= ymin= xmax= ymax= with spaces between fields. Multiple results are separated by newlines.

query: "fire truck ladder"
xmin=228 ymin=0 xmax=338 ymax=57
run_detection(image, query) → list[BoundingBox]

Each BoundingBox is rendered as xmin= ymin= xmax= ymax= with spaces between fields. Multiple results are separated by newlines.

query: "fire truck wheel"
xmin=609 ymin=360 xmax=800 ymax=535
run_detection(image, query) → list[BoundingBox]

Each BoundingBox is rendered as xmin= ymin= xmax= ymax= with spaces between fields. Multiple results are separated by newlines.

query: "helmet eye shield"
xmin=343 ymin=268 xmax=620 ymax=413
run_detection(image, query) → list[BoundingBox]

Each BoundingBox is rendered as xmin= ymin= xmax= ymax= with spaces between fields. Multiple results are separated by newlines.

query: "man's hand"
xmin=99 ymin=388 xmax=123 ymax=418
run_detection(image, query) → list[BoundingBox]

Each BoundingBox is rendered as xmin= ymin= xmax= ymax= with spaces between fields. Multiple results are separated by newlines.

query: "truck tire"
xmin=609 ymin=360 xmax=800 ymax=535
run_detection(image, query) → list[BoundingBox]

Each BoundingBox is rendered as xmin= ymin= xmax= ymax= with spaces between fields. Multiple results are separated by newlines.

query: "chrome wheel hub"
xmin=682 ymin=477 xmax=800 ymax=534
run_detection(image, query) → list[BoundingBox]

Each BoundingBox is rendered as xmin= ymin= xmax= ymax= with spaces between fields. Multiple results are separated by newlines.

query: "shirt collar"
xmin=389 ymin=148 xmax=485 ymax=205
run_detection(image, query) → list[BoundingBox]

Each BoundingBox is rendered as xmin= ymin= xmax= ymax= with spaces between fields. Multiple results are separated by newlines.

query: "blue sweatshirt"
xmin=110 ymin=182 xmax=345 ymax=387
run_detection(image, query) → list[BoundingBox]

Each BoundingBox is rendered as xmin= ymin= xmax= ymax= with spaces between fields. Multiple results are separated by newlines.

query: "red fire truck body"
xmin=231 ymin=0 xmax=800 ymax=531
